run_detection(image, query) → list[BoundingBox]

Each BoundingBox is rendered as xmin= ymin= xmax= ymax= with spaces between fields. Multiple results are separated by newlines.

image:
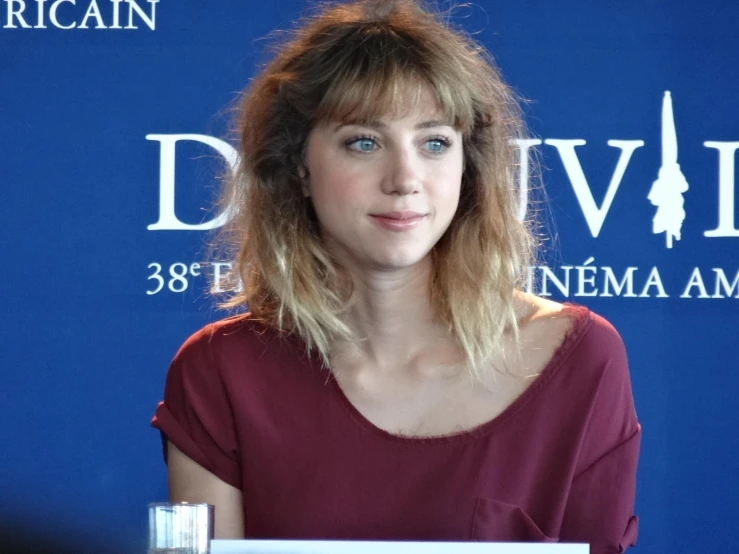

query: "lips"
xmin=369 ymin=211 xmax=427 ymax=231
xmin=371 ymin=211 xmax=426 ymax=220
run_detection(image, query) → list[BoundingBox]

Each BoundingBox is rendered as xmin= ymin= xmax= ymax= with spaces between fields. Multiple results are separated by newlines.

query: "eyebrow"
xmin=332 ymin=119 xmax=453 ymax=132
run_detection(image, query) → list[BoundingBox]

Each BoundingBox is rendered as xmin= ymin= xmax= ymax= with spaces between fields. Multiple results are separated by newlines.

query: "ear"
xmin=298 ymin=165 xmax=311 ymax=197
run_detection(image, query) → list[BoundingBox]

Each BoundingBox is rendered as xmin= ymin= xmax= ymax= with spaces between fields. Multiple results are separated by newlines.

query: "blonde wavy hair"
xmin=214 ymin=0 xmax=537 ymax=378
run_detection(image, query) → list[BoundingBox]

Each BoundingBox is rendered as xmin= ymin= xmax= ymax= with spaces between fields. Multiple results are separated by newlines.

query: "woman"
xmin=151 ymin=0 xmax=641 ymax=551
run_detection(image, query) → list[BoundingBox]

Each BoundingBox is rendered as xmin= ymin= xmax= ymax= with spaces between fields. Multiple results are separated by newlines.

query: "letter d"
xmin=146 ymin=134 xmax=239 ymax=231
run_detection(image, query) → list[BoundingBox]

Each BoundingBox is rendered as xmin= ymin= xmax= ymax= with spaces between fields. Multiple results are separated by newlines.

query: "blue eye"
xmin=345 ymin=135 xmax=453 ymax=154
xmin=426 ymin=137 xmax=451 ymax=154
xmin=346 ymin=136 xmax=377 ymax=153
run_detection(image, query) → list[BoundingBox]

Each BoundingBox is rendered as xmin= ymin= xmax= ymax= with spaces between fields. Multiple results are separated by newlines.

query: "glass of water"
xmin=148 ymin=502 xmax=214 ymax=554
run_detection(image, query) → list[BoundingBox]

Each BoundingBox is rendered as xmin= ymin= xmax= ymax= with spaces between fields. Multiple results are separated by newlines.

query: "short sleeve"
xmin=151 ymin=326 xmax=242 ymax=489
xmin=560 ymin=313 xmax=641 ymax=552
xmin=560 ymin=427 xmax=640 ymax=553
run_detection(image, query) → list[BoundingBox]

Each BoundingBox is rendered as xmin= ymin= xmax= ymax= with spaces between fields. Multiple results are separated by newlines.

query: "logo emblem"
xmin=648 ymin=91 xmax=689 ymax=248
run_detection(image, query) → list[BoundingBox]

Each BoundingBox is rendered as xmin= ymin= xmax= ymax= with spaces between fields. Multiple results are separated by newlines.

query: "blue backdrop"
xmin=2 ymin=0 xmax=738 ymax=551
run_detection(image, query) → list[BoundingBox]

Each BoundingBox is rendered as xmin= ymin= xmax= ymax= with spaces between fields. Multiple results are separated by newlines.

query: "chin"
xmin=367 ymin=248 xmax=430 ymax=271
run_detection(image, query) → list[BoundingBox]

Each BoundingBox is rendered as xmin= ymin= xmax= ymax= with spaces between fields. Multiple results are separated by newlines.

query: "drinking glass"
xmin=148 ymin=502 xmax=214 ymax=554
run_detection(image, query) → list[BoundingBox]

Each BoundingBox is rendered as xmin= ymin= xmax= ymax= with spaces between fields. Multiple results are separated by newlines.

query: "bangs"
xmin=311 ymin=25 xmax=475 ymax=134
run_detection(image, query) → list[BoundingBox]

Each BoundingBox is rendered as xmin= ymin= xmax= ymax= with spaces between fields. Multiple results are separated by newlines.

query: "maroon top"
xmin=151 ymin=303 xmax=640 ymax=552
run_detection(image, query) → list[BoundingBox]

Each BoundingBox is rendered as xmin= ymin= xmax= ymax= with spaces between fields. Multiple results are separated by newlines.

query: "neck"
xmin=331 ymin=256 xmax=460 ymax=372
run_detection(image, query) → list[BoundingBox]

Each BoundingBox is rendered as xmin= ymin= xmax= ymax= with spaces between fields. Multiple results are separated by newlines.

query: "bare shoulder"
xmin=515 ymin=292 xmax=626 ymax=363
xmin=515 ymin=291 xmax=572 ymax=329
xmin=506 ymin=292 xmax=582 ymax=375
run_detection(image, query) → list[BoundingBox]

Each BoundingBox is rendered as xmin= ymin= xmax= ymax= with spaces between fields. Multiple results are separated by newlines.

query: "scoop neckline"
xmin=324 ymin=302 xmax=592 ymax=446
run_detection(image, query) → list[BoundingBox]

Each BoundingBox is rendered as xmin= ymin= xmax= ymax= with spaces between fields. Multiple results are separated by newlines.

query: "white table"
xmin=212 ymin=540 xmax=589 ymax=554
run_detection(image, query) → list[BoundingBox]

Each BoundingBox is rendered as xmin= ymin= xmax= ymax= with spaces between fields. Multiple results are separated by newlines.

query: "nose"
xmin=381 ymin=148 xmax=421 ymax=196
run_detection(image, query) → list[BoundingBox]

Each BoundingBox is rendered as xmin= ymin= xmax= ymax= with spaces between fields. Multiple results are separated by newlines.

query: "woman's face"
xmin=302 ymin=88 xmax=464 ymax=273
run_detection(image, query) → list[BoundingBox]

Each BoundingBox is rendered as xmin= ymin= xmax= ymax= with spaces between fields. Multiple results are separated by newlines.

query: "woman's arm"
xmin=167 ymin=441 xmax=245 ymax=539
